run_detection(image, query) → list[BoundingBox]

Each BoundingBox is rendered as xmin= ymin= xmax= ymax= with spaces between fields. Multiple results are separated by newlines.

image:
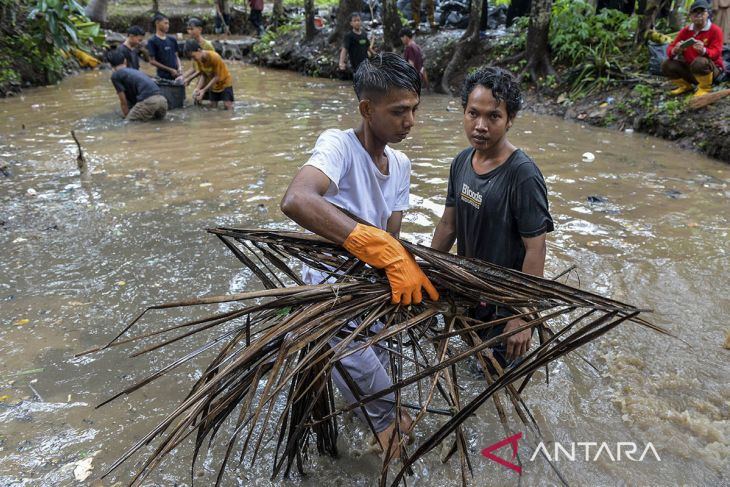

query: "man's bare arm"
xmin=431 ymin=207 xmax=457 ymax=252
xmin=503 ymin=232 xmax=547 ymax=360
xmin=149 ymin=59 xmax=178 ymax=76
xmin=280 ymin=165 xmax=357 ymax=244
xmin=385 ymin=211 xmax=403 ymax=238
xmin=521 ymin=233 xmax=547 ymax=277
xmin=117 ymin=92 xmax=129 ymax=117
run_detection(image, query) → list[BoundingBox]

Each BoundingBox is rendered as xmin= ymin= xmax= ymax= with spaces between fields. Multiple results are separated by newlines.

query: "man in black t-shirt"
xmin=146 ymin=13 xmax=182 ymax=80
xmin=118 ymin=25 xmax=145 ymax=70
xmin=338 ymin=13 xmax=374 ymax=73
xmin=108 ymin=50 xmax=168 ymax=121
xmin=432 ymin=66 xmax=553 ymax=365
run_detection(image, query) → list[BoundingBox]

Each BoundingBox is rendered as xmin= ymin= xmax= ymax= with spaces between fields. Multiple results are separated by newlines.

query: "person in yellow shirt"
xmin=184 ymin=39 xmax=234 ymax=110
xmin=182 ymin=18 xmax=216 ymax=86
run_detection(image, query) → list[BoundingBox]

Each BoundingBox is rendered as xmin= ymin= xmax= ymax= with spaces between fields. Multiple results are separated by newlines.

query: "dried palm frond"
xmin=84 ymin=227 xmax=670 ymax=487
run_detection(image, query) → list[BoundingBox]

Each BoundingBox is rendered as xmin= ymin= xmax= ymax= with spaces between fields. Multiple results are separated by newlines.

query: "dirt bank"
xmin=248 ymin=26 xmax=730 ymax=163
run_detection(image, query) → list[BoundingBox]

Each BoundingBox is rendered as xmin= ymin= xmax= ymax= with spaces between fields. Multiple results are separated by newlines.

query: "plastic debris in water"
xmin=582 ymin=152 xmax=595 ymax=162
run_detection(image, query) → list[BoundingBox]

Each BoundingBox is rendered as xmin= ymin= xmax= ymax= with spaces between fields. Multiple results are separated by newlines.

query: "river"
xmin=0 ymin=64 xmax=728 ymax=486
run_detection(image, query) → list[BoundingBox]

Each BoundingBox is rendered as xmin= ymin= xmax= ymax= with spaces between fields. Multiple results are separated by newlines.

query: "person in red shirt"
xmin=249 ymin=0 xmax=264 ymax=37
xmin=661 ymin=0 xmax=725 ymax=97
xmin=399 ymin=28 xmax=429 ymax=90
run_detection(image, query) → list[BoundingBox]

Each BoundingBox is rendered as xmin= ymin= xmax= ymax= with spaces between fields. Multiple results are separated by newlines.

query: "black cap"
xmin=187 ymin=17 xmax=203 ymax=28
xmin=689 ymin=0 xmax=710 ymax=12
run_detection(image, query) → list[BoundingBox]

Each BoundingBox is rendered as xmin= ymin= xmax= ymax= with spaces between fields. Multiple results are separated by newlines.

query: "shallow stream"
xmin=1 ymin=64 xmax=728 ymax=486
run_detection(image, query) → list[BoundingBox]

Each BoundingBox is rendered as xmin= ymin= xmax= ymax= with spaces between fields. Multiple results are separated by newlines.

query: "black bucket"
xmin=156 ymin=80 xmax=185 ymax=109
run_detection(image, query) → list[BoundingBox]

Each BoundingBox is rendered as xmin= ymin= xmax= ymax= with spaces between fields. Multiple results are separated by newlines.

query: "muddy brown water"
xmin=1 ymin=65 xmax=728 ymax=486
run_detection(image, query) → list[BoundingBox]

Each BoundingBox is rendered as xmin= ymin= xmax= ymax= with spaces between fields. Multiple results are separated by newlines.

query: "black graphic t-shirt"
xmin=445 ymin=148 xmax=554 ymax=271
xmin=343 ymin=31 xmax=370 ymax=71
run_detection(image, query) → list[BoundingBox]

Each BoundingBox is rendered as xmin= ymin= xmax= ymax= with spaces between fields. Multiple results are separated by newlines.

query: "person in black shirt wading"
xmin=108 ymin=49 xmax=168 ymax=121
xmin=338 ymin=13 xmax=375 ymax=74
xmin=147 ymin=13 xmax=182 ymax=80
xmin=118 ymin=25 xmax=145 ymax=70
xmin=431 ymin=66 xmax=553 ymax=368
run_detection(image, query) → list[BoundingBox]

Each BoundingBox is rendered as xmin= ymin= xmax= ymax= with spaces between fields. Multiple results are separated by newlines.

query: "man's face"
xmin=187 ymin=26 xmax=202 ymax=38
xmin=350 ymin=16 xmax=362 ymax=31
xmin=463 ymin=85 xmax=513 ymax=151
xmin=190 ymin=50 xmax=203 ymax=61
xmin=400 ymin=35 xmax=409 ymax=45
xmin=156 ymin=19 xmax=170 ymax=33
xmin=690 ymin=8 xmax=708 ymax=28
xmin=127 ymin=34 xmax=143 ymax=48
xmin=362 ymin=88 xmax=419 ymax=144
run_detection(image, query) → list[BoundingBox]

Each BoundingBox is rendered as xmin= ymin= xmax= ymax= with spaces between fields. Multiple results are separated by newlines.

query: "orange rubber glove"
xmin=342 ymin=223 xmax=439 ymax=305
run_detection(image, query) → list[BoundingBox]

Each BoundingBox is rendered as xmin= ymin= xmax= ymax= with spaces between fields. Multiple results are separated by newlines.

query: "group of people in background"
xmin=107 ymin=13 xmax=236 ymax=121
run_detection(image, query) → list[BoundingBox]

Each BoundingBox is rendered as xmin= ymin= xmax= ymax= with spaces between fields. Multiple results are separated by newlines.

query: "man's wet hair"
xmin=353 ymin=52 xmax=421 ymax=101
xmin=184 ymin=39 xmax=201 ymax=55
xmin=461 ymin=66 xmax=522 ymax=118
xmin=349 ymin=12 xmax=361 ymax=21
xmin=152 ymin=13 xmax=168 ymax=25
xmin=107 ymin=49 xmax=127 ymax=67
xmin=127 ymin=25 xmax=145 ymax=36
xmin=187 ymin=17 xmax=203 ymax=28
xmin=398 ymin=28 xmax=413 ymax=38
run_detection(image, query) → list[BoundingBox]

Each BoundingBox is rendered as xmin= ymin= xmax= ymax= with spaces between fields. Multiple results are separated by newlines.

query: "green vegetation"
xmin=252 ymin=20 xmax=303 ymax=56
xmin=0 ymin=0 xmax=103 ymax=94
xmin=550 ymin=0 xmax=638 ymax=98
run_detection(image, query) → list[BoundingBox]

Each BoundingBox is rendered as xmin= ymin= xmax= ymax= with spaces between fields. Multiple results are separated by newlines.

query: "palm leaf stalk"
xmin=84 ymin=227 xmax=670 ymax=486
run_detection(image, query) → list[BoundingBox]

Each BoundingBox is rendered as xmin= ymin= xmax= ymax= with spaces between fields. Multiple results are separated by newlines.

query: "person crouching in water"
xmin=108 ymin=49 xmax=168 ymax=121
xmin=184 ymin=39 xmax=235 ymax=110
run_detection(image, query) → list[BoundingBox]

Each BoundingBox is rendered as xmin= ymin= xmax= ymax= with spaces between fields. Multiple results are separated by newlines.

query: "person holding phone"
xmin=661 ymin=0 xmax=725 ymax=97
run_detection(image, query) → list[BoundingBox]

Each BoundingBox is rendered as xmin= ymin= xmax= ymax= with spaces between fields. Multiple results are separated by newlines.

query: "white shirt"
xmin=301 ymin=128 xmax=411 ymax=285
xmin=304 ymin=128 xmax=411 ymax=230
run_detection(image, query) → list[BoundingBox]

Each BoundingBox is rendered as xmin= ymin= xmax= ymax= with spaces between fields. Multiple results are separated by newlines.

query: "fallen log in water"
xmin=87 ymin=227 xmax=670 ymax=486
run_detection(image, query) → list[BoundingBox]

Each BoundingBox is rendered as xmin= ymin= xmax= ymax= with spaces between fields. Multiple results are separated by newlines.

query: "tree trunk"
xmin=305 ymin=0 xmax=316 ymax=40
xmin=382 ymin=0 xmax=402 ymax=51
xmin=84 ymin=0 xmax=110 ymax=23
xmin=634 ymin=0 xmax=669 ymax=46
xmin=328 ymin=0 xmax=362 ymax=44
xmin=523 ymin=0 xmax=555 ymax=82
xmin=439 ymin=0 xmax=483 ymax=94
xmin=273 ymin=0 xmax=285 ymax=28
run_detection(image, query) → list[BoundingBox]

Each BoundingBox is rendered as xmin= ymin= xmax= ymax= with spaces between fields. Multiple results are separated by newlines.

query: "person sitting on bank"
xmin=184 ymin=39 xmax=235 ymax=110
xmin=338 ymin=13 xmax=375 ymax=74
xmin=119 ymin=25 xmax=145 ymax=70
xmin=108 ymin=49 xmax=168 ymax=122
xmin=661 ymin=0 xmax=725 ymax=97
xmin=182 ymin=18 xmax=216 ymax=86
xmin=147 ymin=13 xmax=183 ymax=81
xmin=399 ymin=28 xmax=429 ymax=91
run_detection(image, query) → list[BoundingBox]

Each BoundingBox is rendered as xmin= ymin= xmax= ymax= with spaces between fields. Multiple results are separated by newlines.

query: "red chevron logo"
xmin=481 ymin=432 xmax=523 ymax=474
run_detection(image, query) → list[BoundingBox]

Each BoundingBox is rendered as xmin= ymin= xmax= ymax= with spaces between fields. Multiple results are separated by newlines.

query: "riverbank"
xmin=3 ymin=8 xmax=728 ymax=162
xmin=247 ymin=25 xmax=730 ymax=163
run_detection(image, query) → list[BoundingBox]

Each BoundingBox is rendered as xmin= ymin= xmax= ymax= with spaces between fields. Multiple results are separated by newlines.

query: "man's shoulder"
xmin=314 ymin=128 xmax=354 ymax=151
xmin=507 ymin=150 xmax=545 ymax=181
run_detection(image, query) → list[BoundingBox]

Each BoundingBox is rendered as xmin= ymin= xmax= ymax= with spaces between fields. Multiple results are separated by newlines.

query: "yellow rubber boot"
xmin=693 ymin=73 xmax=713 ymax=97
xmin=669 ymin=78 xmax=693 ymax=96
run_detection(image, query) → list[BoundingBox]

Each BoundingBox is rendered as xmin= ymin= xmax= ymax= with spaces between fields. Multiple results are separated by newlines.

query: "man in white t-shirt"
xmin=280 ymin=53 xmax=439 ymax=458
